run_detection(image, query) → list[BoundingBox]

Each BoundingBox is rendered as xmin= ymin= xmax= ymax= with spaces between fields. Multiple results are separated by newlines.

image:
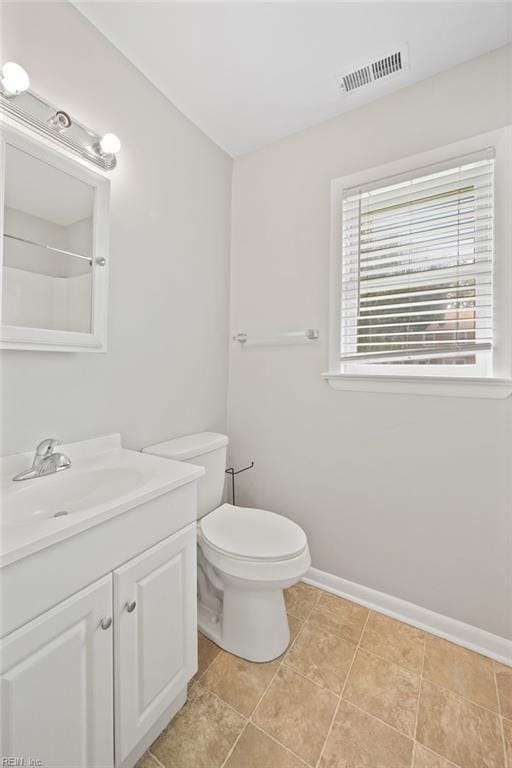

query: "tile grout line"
xmin=193 ymin=637 xmax=222 ymax=685
xmin=280 ymin=653 xmax=350 ymax=696
xmin=314 ymin=608 xmax=371 ymax=768
xmin=493 ymin=661 xmax=508 ymax=768
xmin=342 ymin=698 xmax=421 ymax=743
xmin=419 ymin=675 xmax=505 ymax=717
xmin=250 ymin=721 xmax=314 ymax=768
xmin=412 ymin=743 xmax=461 ymax=768
xmin=250 ymin=649 xmax=285 ymax=716
xmin=358 ymin=644 xmax=422 ymax=678
xmin=196 ymin=643 xmax=225 ymax=686
xmin=147 ymin=752 xmax=166 ymax=768
xmin=505 ymin=718 xmax=511 ymax=768
xmin=287 ymin=583 xmax=323 ymax=626
xmin=284 ymin=613 xmax=310 ymax=657
xmin=281 ymin=655 xmax=348 ymax=696
xmin=411 ymin=630 xmax=428 ymax=766
xmin=279 ymin=585 xmax=323 ymax=670
xmin=219 ymin=720 xmax=249 ymax=768
xmin=195 ymin=680 xmax=250 ymax=721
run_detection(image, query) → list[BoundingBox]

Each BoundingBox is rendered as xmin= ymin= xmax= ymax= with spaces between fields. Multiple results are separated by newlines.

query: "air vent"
xmin=372 ymin=51 xmax=402 ymax=80
xmin=339 ymin=48 xmax=407 ymax=93
xmin=340 ymin=66 xmax=372 ymax=93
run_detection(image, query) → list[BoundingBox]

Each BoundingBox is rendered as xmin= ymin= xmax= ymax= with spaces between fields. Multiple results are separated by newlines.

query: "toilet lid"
xmin=200 ymin=503 xmax=308 ymax=562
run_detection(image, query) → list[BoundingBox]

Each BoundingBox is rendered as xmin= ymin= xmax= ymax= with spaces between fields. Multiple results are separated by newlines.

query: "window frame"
xmin=324 ymin=127 xmax=512 ymax=398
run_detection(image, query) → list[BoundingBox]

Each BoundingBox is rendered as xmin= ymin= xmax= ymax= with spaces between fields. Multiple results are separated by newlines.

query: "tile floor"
xmin=137 ymin=582 xmax=512 ymax=768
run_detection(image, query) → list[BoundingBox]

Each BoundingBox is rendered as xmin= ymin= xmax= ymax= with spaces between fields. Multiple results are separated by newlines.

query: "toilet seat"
xmin=198 ymin=503 xmax=310 ymax=583
xmin=200 ymin=503 xmax=308 ymax=562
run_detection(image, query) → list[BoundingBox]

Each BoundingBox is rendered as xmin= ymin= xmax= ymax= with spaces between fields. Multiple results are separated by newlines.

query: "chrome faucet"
xmin=12 ymin=438 xmax=71 ymax=482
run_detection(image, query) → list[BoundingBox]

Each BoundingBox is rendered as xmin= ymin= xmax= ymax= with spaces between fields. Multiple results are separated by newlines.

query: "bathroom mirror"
xmin=0 ymin=124 xmax=110 ymax=351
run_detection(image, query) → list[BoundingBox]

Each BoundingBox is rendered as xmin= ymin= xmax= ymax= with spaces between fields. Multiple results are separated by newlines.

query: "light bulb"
xmin=1 ymin=62 xmax=30 ymax=97
xmin=99 ymin=133 xmax=121 ymax=155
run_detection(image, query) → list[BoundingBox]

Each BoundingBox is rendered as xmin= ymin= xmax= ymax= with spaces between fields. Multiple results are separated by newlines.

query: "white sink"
xmin=0 ymin=434 xmax=204 ymax=566
xmin=4 ymin=466 xmax=147 ymax=526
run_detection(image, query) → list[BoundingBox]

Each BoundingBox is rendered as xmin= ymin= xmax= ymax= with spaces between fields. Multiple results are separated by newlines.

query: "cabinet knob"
xmin=125 ymin=600 xmax=137 ymax=613
xmin=100 ymin=616 xmax=112 ymax=630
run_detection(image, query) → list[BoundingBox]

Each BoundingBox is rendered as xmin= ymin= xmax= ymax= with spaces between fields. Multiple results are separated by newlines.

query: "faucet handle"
xmin=35 ymin=438 xmax=62 ymax=457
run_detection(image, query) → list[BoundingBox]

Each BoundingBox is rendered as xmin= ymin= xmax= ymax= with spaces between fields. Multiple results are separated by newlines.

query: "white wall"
xmin=1 ymin=2 xmax=232 ymax=455
xmin=229 ymin=45 xmax=512 ymax=639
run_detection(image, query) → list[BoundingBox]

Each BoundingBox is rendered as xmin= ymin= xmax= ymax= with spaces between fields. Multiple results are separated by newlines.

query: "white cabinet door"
xmin=0 ymin=575 xmax=114 ymax=768
xmin=114 ymin=523 xmax=197 ymax=763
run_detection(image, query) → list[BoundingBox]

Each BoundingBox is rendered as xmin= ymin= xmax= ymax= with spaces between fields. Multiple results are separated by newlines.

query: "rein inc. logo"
xmin=2 ymin=759 xmax=43 ymax=766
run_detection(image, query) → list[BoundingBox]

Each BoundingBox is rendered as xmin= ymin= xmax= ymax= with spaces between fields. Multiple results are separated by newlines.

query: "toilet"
xmin=143 ymin=432 xmax=310 ymax=662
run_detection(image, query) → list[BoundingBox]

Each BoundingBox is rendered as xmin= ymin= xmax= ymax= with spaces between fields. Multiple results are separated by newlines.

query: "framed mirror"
xmin=0 ymin=123 xmax=110 ymax=351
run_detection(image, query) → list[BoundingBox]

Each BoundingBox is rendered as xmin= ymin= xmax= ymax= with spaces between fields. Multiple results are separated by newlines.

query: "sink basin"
xmin=0 ymin=434 xmax=204 ymax=566
xmin=3 ymin=466 xmax=147 ymax=527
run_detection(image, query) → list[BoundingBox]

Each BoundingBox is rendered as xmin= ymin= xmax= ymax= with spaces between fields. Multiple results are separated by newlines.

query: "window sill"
xmin=322 ymin=372 xmax=512 ymax=399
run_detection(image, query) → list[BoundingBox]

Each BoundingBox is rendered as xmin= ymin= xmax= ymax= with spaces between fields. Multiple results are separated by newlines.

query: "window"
xmin=341 ymin=150 xmax=493 ymax=374
xmin=326 ymin=129 xmax=512 ymax=397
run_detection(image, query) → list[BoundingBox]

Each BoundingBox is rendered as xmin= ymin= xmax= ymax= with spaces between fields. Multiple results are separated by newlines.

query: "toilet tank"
xmin=143 ymin=432 xmax=228 ymax=519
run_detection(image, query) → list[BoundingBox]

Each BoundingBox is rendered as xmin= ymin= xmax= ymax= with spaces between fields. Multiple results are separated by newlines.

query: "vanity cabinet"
xmin=0 ymin=523 xmax=197 ymax=768
xmin=0 ymin=575 xmax=114 ymax=768
xmin=115 ymin=527 xmax=197 ymax=763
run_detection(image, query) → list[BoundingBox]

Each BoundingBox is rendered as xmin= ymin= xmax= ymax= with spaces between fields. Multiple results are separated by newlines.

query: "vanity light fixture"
xmin=0 ymin=65 xmax=121 ymax=172
xmin=0 ymin=61 xmax=30 ymax=98
xmin=46 ymin=110 xmax=72 ymax=132
xmin=95 ymin=132 xmax=121 ymax=170
xmin=99 ymin=133 xmax=121 ymax=155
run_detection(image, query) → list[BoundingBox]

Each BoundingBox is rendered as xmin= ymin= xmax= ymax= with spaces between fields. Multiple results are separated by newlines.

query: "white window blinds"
xmin=340 ymin=150 xmax=494 ymax=366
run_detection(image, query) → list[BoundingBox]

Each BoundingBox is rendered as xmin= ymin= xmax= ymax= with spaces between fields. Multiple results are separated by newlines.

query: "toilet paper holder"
xmin=225 ymin=462 xmax=254 ymax=505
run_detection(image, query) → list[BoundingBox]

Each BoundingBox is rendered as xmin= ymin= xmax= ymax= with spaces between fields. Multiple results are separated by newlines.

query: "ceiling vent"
xmin=339 ymin=48 xmax=407 ymax=93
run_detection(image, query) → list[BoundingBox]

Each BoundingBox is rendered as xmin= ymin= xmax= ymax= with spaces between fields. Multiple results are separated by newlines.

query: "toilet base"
xmin=196 ymin=531 xmax=310 ymax=663
xmin=198 ymin=581 xmax=291 ymax=662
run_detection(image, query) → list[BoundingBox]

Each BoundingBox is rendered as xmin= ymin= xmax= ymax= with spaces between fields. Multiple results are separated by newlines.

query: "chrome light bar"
xmin=0 ymin=62 xmax=120 ymax=171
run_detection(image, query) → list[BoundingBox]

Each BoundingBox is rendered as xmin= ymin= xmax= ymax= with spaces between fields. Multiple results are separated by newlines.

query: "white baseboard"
xmin=304 ymin=567 xmax=512 ymax=667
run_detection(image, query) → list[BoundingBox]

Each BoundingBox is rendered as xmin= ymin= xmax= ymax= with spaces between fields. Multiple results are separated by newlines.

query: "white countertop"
xmin=0 ymin=434 xmax=204 ymax=567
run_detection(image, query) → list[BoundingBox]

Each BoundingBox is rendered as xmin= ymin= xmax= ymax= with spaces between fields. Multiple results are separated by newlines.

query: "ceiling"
xmin=74 ymin=2 xmax=512 ymax=156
